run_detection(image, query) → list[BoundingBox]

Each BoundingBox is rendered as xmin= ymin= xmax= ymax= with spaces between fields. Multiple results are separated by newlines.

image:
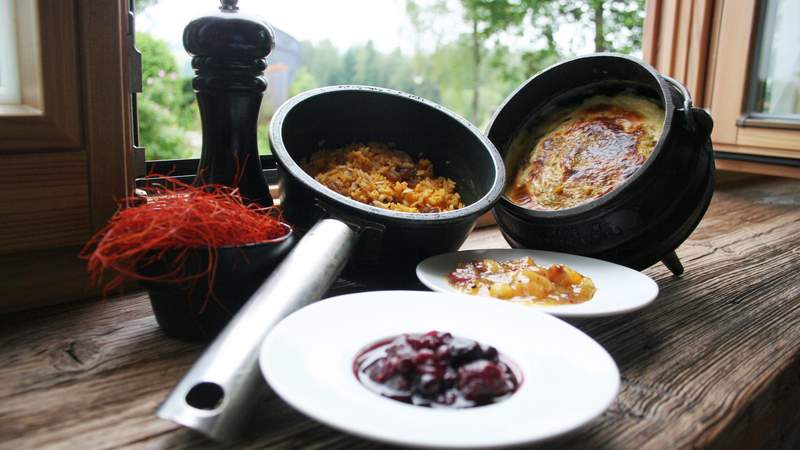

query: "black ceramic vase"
xmin=138 ymin=230 xmax=295 ymax=340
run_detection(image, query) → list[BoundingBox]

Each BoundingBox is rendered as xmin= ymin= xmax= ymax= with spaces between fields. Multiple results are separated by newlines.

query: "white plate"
xmin=260 ymin=291 xmax=619 ymax=449
xmin=416 ymin=249 xmax=659 ymax=318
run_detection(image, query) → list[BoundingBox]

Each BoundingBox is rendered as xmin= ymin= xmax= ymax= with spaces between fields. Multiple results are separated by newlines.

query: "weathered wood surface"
xmin=1 ymin=176 xmax=799 ymax=449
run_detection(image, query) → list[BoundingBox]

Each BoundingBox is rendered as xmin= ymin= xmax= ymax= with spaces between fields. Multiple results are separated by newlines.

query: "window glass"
xmin=750 ymin=0 xmax=800 ymax=119
xmin=0 ymin=0 xmax=21 ymax=105
xmin=136 ymin=0 xmax=645 ymax=161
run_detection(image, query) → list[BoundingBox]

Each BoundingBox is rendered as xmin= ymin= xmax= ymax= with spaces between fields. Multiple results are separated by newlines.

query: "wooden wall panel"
xmin=642 ymin=0 xmax=661 ymax=63
xmin=79 ymin=0 xmax=133 ymax=230
xmin=0 ymin=152 xmax=90 ymax=254
xmin=737 ymin=128 xmax=800 ymax=152
xmin=0 ymin=246 xmax=99 ymax=312
xmin=685 ymin=0 xmax=712 ymax=104
xmin=655 ymin=0 xmax=680 ymax=74
xmin=645 ymin=0 xmax=714 ymax=107
xmin=672 ymin=0 xmax=693 ymax=82
xmin=715 ymin=159 xmax=800 ymax=180
xmin=706 ymin=0 xmax=758 ymax=144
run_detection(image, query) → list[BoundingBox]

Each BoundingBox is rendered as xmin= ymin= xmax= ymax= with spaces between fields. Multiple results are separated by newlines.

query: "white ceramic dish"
xmin=416 ymin=249 xmax=659 ymax=318
xmin=260 ymin=291 xmax=620 ymax=449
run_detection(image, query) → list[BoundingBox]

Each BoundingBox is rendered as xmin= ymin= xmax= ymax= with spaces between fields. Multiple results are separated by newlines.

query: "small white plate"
xmin=416 ymin=249 xmax=658 ymax=318
xmin=260 ymin=291 xmax=619 ymax=449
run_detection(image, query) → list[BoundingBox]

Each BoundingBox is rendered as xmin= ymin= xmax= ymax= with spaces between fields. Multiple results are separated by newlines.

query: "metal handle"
xmin=157 ymin=219 xmax=358 ymax=442
xmin=662 ymin=75 xmax=695 ymax=132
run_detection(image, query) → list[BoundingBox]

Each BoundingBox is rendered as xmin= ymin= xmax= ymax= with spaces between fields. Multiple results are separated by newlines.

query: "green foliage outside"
xmin=136 ymin=32 xmax=198 ymax=160
xmin=137 ymin=0 xmax=644 ymax=160
xmin=293 ymin=0 xmax=645 ymax=129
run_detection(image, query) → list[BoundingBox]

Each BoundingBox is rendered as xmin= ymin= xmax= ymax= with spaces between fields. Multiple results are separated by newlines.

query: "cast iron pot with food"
xmin=271 ymin=86 xmax=504 ymax=286
xmin=487 ymin=54 xmax=715 ymax=276
xmin=158 ymin=85 xmax=505 ymax=442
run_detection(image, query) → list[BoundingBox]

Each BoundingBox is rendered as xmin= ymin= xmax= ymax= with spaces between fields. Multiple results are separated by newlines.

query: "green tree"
xmin=406 ymin=0 xmax=525 ymax=124
xmin=134 ymin=0 xmax=158 ymax=14
xmin=516 ymin=0 xmax=645 ymax=54
xmin=136 ymin=32 xmax=197 ymax=160
xmin=289 ymin=67 xmax=319 ymax=96
xmin=461 ymin=0 xmax=525 ymax=123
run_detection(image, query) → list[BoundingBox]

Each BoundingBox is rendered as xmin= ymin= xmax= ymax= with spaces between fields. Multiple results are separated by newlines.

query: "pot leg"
xmin=661 ymin=251 xmax=684 ymax=277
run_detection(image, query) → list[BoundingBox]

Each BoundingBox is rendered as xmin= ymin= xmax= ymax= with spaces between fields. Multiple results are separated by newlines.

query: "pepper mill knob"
xmin=183 ymin=1 xmax=275 ymax=206
xmin=219 ymin=0 xmax=239 ymax=11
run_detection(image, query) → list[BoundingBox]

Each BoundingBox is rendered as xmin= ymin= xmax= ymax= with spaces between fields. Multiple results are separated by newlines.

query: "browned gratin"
xmin=507 ymin=95 xmax=664 ymax=211
xmin=448 ymin=257 xmax=596 ymax=306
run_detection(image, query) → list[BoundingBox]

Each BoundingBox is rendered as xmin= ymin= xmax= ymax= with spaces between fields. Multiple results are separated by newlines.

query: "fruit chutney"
xmin=354 ymin=331 xmax=520 ymax=408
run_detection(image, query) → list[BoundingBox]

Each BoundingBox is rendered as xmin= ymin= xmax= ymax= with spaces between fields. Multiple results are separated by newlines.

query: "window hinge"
xmin=127 ymin=5 xmax=142 ymax=94
xmin=129 ymin=0 xmax=144 ymax=177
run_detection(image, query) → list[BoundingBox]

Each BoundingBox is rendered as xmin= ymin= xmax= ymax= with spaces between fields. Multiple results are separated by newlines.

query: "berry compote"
xmin=354 ymin=331 xmax=519 ymax=408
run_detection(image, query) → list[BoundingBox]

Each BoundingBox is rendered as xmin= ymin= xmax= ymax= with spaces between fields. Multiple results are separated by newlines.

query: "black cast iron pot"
xmin=138 ymin=226 xmax=295 ymax=340
xmin=487 ymin=54 xmax=715 ymax=275
xmin=270 ymin=85 xmax=506 ymax=286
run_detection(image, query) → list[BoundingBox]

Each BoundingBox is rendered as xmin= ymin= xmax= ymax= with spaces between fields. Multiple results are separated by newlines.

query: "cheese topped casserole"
xmin=507 ymin=94 xmax=664 ymax=211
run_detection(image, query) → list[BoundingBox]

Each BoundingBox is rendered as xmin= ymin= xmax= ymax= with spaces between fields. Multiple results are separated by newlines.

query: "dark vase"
xmin=138 ymin=230 xmax=295 ymax=340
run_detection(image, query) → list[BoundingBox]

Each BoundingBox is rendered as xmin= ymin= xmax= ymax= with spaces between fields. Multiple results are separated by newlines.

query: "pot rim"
xmin=270 ymin=85 xmax=506 ymax=223
xmin=487 ymin=53 xmax=676 ymax=219
xmin=219 ymin=222 xmax=294 ymax=249
xmin=177 ymin=222 xmax=293 ymax=251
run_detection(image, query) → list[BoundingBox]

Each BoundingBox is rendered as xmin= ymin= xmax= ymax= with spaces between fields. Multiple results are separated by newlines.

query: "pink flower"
xmin=146 ymin=77 xmax=154 ymax=85
xmin=170 ymin=73 xmax=178 ymax=80
xmin=158 ymin=69 xmax=166 ymax=78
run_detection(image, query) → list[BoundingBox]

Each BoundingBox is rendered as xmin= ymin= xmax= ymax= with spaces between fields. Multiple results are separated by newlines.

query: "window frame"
xmin=140 ymin=155 xmax=280 ymax=188
xmin=740 ymin=0 xmax=800 ymax=130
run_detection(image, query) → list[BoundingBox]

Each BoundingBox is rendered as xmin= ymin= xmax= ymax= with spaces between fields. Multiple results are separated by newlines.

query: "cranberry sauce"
xmin=354 ymin=331 xmax=520 ymax=408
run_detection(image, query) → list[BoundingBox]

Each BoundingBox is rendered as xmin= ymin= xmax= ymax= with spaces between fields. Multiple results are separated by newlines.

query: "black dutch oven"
xmin=487 ymin=54 xmax=715 ymax=275
xmin=270 ymin=85 xmax=505 ymax=286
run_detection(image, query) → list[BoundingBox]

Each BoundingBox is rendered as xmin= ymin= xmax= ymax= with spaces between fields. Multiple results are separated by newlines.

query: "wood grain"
xmin=78 ymin=0 xmax=134 ymax=232
xmin=737 ymin=127 xmax=800 ymax=152
xmin=0 ymin=151 xmax=90 ymax=254
xmin=1 ymin=177 xmax=800 ymax=449
xmin=643 ymin=0 xmax=713 ymax=106
xmin=642 ymin=0 xmax=661 ymax=64
xmin=0 ymin=245 xmax=102 ymax=313
xmin=715 ymin=142 xmax=800 ymax=160
xmin=685 ymin=0 xmax=712 ymax=105
xmin=655 ymin=0 xmax=680 ymax=74
xmin=715 ymin=159 xmax=800 ymax=180
xmin=671 ymin=0 xmax=693 ymax=83
xmin=707 ymin=0 xmax=758 ymax=144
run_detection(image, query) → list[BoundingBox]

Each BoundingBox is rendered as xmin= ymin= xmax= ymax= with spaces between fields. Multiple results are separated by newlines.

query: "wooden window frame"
xmin=0 ymin=0 xmax=134 ymax=312
xmin=0 ymin=0 xmax=82 ymax=149
xmin=644 ymin=0 xmax=800 ymax=178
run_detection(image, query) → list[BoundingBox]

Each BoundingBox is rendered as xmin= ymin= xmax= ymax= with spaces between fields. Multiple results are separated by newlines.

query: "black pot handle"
xmin=662 ymin=75 xmax=695 ymax=132
xmin=662 ymin=75 xmax=714 ymax=137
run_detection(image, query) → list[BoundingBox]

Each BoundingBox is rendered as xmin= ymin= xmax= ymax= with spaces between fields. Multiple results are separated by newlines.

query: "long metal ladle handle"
xmin=157 ymin=218 xmax=358 ymax=442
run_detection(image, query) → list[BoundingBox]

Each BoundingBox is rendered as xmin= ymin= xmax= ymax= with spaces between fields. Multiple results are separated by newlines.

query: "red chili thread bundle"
xmin=81 ymin=176 xmax=289 ymax=310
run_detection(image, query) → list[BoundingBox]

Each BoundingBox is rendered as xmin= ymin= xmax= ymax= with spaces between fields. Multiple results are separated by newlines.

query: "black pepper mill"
xmin=183 ymin=0 xmax=274 ymax=206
